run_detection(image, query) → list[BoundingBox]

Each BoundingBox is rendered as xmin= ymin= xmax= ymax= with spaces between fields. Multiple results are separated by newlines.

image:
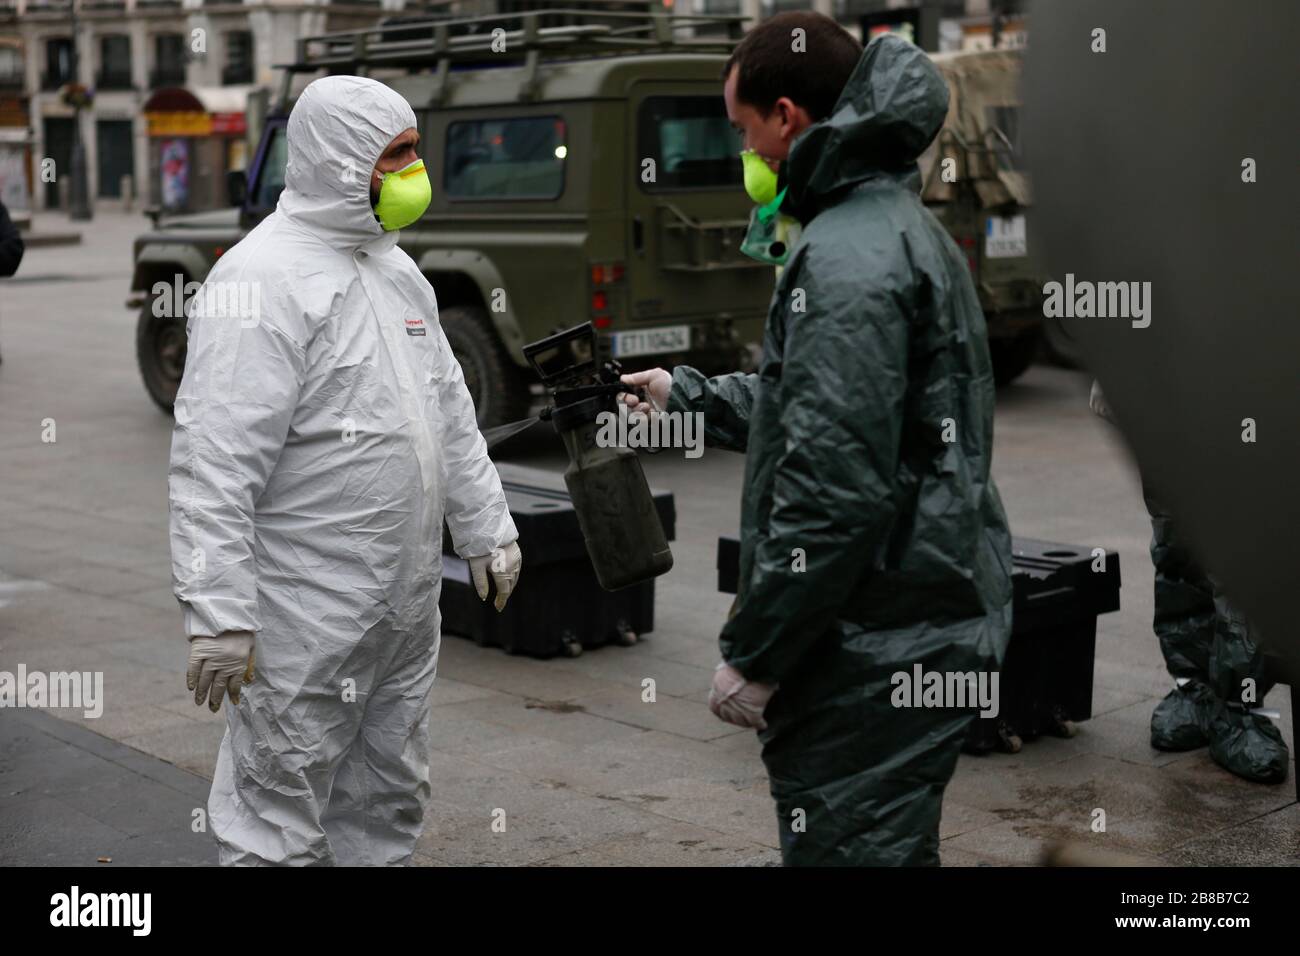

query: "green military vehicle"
xmin=130 ymin=8 xmax=774 ymax=429
xmin=132 ymin=13 xmax=1049 ymax=422
xmin=919 ymin=46 xmax=1049 ymax=383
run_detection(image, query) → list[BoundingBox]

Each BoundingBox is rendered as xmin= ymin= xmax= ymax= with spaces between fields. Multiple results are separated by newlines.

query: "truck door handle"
xmin=633 ymin=216 xmax=644 ymax=253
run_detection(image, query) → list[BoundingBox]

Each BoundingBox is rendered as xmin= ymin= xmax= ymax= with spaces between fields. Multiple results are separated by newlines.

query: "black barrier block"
xmin=715 ymin=533 xmax=1121 ymax=751
xmin=439 ymin=463 xmax=674 ymax=658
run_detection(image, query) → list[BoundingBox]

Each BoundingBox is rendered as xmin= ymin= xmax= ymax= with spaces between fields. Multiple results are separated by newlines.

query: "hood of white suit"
xmin=276 ymin=75 xmax=418 ymax=251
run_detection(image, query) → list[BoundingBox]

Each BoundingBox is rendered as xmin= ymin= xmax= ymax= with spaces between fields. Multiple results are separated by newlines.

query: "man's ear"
xmin=775 ymin=96 xmax=802 ymax=140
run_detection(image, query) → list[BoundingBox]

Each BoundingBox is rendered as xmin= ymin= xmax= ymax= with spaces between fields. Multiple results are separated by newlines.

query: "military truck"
xmin=132 ymin=14 xmax=1050 ymax=421
xmin=919 ymin=47 xmax=1049 ymax=384
xmin=129 ymin=8 xmax=774 ymax=428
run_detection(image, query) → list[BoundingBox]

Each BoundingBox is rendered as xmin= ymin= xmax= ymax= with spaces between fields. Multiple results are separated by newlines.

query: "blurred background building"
xmin=0 ymin=0 xmax=1026 ymax=219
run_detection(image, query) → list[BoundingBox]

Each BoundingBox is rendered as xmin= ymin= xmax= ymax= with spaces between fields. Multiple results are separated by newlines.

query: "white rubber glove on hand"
xmin=187 ymin=632 xmax=255 ymax=713
xmin=469 ymin=540 xmax=522 ymax=612
xmin=709 ymin=661 xmax=777 ymax=731
xmin=619 ymin=368 xmax=671 ymax=416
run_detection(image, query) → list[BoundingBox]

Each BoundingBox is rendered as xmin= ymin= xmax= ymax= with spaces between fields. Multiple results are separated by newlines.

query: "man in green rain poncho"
xmin=622 ymin=13 xmax=1013 ymax=865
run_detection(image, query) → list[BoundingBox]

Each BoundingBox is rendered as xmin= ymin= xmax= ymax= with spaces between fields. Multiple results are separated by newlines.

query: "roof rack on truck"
xmin=273 ymin=6 xmax=746 ymax=108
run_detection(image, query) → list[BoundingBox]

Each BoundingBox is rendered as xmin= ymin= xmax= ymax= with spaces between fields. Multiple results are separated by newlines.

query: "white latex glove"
xmin=708 ymin=661 xmax=777 ymax=731
xmin=619 ymin=368 xmax=671 ymax=416
xmin=469 ymin=540 xmax=521 ymax=612
xmin=187 ymin=632 xmax=255 ymax=713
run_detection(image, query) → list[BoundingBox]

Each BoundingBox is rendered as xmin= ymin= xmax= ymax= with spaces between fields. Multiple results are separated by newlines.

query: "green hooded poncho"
xmin=669 ymin=34 xmax=1014 ymax=865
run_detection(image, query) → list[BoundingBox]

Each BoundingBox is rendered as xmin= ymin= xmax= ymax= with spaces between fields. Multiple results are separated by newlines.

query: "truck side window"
xmin=253 ymin=127 xmax=288 ymax=209
xmin=637 ymin=96 xmax=741 ymax=192
xmin=444 ymin=116 xmax=566 ymax=200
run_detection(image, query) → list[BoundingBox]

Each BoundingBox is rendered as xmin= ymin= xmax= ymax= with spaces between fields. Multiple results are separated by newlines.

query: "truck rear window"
xmin=444 ymin=116 xmax=566 ymax=200
xmin=637 ymin=95 xmax=742 ymax=192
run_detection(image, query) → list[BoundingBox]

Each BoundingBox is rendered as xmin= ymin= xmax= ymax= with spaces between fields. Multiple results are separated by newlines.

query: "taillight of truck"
xmin=590 ymin=262 xmax=625 ymax=328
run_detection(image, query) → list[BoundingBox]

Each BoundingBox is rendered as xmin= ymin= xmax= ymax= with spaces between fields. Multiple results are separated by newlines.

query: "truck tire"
xmin=439 ymin=305 xmax=531 ymax=430
xmin=989 ymin=327 xmax=1041 ymax=387
xmin=136 ymin=303 xmax=186 ymax=414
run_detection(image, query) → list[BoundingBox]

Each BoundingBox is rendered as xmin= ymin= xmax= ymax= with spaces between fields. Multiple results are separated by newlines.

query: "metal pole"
xmin=68 ymin=0 xmax=93 ymax=220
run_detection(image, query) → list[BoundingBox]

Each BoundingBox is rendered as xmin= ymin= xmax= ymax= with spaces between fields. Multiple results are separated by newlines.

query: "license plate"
xmin=985 ymin=214 xmax=1027 ymax=259
xmin=611 ymin=324 xmax=690 ymax=358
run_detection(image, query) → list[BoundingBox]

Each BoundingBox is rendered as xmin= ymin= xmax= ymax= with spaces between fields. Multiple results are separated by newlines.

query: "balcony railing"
xmin=40 ymin=70 xmax=73 ymax=92
xmin=96 ymin=69 xmax=133 ymax=90
xmin=221 ymin=63 xmax=253 ymax=85
xmin=149 ymin=65 xmax=186 ymax=88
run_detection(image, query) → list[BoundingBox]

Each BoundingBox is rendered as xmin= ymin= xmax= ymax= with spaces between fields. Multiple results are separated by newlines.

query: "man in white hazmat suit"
xmin=169 ymin=75 xmax=522 ymax=865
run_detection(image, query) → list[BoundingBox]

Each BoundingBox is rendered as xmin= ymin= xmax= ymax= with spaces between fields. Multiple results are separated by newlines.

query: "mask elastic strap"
xmin=757 ymin=187 xmax=787 ymax=224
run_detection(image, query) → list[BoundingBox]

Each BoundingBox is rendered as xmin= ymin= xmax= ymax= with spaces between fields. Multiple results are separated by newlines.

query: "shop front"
xmin=142 ymin=87 xmax=251 ymax=214
xmin=0 ymin=91 xmax=32 ymax=225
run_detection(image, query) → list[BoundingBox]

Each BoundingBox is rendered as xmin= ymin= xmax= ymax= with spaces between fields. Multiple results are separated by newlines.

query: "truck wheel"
xmin=989 ymin=328 xmax=1041 ymax=386
xmin=136 ymin=303 xmax=186 ymax=414
xmin=439 ymin=305 xmax=531 ymax=430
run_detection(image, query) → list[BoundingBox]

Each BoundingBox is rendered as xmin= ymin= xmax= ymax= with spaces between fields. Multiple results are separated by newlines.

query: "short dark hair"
xmin=722 ymin=12 xmax=863 ymax=122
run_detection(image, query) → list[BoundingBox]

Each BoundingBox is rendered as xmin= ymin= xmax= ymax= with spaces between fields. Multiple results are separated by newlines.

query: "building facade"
xmin=0 ymin=0 xmax=388 ymax=213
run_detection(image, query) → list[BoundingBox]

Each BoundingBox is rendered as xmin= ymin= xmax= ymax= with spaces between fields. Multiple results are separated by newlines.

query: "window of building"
xmin=98 ymin=35 xmax=132 ymax=90
xmin=0 ymin=45 xmax=23 ymax=89
xmin=43 ymin=37 xmax=73 ymax=91
xmin=222 ymin=31 xmax=254 ymax=86
xmin=152 ymin=33 xmax=186 ymax=88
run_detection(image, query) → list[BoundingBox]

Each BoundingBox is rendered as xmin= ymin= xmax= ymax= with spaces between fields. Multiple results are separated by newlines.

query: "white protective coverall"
xmin=168 ymin=76 xmax=517 ymax=865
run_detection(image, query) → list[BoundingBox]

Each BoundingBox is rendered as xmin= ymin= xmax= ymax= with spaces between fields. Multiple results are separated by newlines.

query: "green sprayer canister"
xmin=551 ymin=392 xmax=673 ymax=591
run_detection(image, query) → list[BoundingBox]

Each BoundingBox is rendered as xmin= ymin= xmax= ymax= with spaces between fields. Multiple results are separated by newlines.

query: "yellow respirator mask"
xmin=374 ymin=159 xmax=432 ymax=232
xmin=740 ymin=149 xmax=780 ymax=205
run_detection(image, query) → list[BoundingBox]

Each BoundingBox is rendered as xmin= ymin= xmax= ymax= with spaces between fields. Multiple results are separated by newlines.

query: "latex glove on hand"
xmin=708 ymin=661 xmax=777 ymax=731
xmin=187 ymin=631 xmax=255 ymax=713
xmin=619 ymin=368 xmax=671 ymax=416
xmin=469 ymin=540 xmax=522 ymax=611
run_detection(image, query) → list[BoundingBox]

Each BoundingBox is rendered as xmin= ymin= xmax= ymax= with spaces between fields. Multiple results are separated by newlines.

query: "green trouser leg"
xmin=1144 ymin=487 xmax=1286 ymax=782
xmin=1144 ymin=486 xmax=1269 ymax=698
xmin=756 ymin=622 xmax=983 ymax=867
xmin=1207 ymin=588 xmax=1271 ymax=704
xmin=1144 ymin=488 xmax=1216 ymax=681
xmin=761 ymin=703 xmax=970 ymax=867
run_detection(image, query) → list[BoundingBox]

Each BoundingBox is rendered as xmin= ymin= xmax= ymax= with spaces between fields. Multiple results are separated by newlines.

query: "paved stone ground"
xmin=0 ymin=210 xmax=1294 ymax=867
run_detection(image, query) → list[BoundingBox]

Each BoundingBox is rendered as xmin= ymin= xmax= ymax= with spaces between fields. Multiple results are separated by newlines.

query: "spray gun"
xmin=496 ymin=322 xmax=673 ymax=591
xmin=525 ymin=322 xmax=652 ymax=425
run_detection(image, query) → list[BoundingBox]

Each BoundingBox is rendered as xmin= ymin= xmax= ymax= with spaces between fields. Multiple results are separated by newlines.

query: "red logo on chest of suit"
xmin=404 ymin=316 xmax=427 ymax=337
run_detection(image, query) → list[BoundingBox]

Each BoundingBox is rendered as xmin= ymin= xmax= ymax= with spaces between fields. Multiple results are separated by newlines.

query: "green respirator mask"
xmin=374 ymin=159 xmax=432 ymax=232
xmin=739 ymin=150 xmax=791 ymax=266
